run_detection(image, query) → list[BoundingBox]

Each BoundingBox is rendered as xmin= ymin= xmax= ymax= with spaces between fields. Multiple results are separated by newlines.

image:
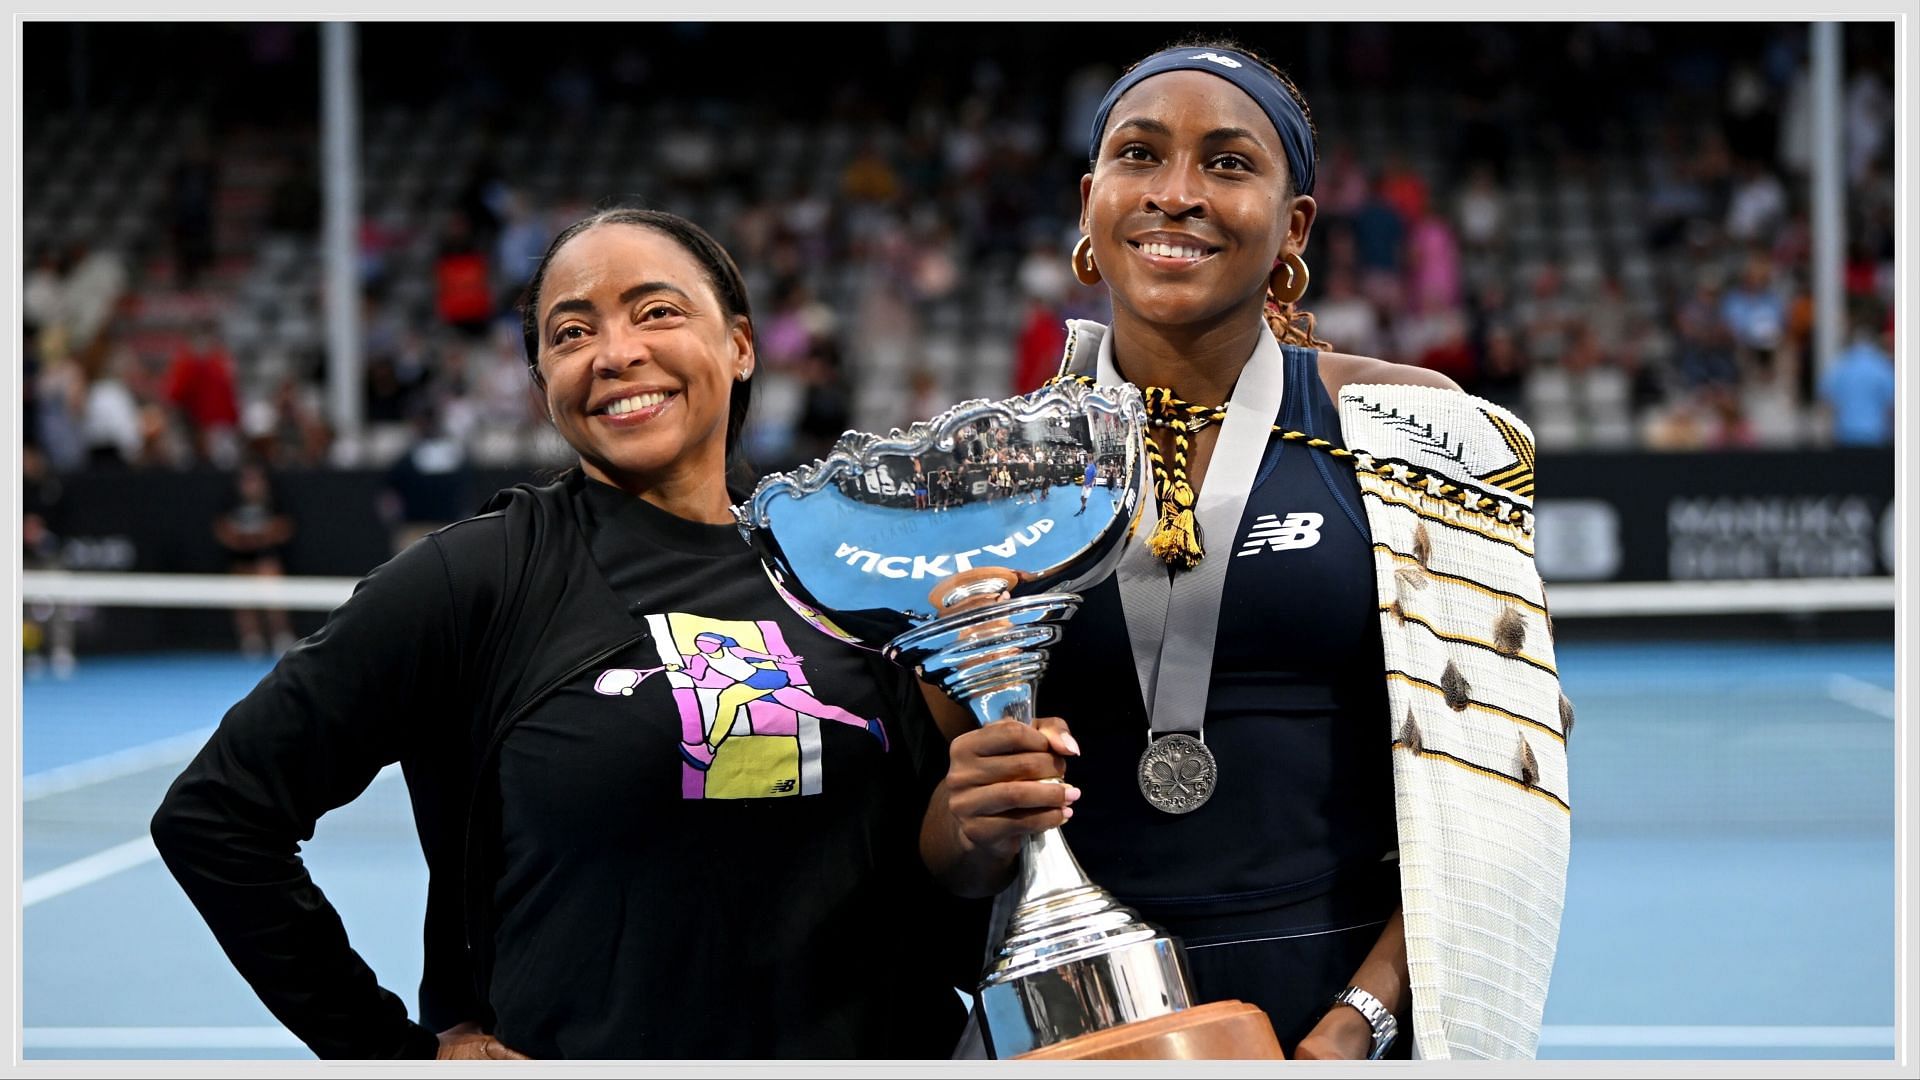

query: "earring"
xmin=1071 ymin=235 xmax=1102 ymax=287
xmin=1269 ymin=250 xmax=1310 ymax=305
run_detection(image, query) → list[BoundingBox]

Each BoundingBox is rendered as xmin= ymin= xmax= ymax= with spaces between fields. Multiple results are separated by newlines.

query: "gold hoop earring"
xmin=1071 ymin=235 xmax=1102 ymax=287
xmin=1270 ymin=250 xmax=1310 ymax=305
xmin=1270 ymin=260 xmax=1294 ymax=299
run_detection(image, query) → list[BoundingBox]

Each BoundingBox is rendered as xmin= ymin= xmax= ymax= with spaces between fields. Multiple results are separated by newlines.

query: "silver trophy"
xmin=735 ymin=381 xmax=1217 ymax=1057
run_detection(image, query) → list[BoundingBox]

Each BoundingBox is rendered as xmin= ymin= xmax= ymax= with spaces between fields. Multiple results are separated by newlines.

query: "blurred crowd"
xmin=21 ymin=22 xmax=1899 ymax=496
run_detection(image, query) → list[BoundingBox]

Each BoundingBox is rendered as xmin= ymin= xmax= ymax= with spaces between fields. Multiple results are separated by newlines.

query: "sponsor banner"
xmin=1535 ymin=448 xmax=1894 ymax=582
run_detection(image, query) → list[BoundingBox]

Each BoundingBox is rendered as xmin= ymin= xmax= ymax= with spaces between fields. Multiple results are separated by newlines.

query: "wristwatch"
xmin=1329 ymin=985 xmax=1399 ymax=1059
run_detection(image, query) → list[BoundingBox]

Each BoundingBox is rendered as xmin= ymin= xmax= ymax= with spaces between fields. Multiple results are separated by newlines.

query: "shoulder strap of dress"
xmin=1278 ymin=342 xmax=1340 ymax=439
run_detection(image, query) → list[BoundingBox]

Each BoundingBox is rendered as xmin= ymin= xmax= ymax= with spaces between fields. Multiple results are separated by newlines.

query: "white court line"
xmin=1826 ymin=673 xmax=1898 ymax=719
xmin=1539 ymin=1025 xmax=1896 ymax=1048
xmin=17 ymin=1024 xmax=1897 ymax=1051
xmin=23 ymin=727 xmax=215 ymax=802
xmin=21 ymin=837 xmax=162 ymax=908
xmin=1546 ymin=576 xmax=1895 ymax=617
xmin=21 ymin=569 xmax=357 ymax=611
xmin=23 ymin=764 xmax=403 ymax=908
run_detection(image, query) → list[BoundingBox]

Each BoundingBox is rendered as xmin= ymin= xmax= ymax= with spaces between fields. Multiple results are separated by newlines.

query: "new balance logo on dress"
xmin=1237 ymin=512 xmax=1324 ymax=556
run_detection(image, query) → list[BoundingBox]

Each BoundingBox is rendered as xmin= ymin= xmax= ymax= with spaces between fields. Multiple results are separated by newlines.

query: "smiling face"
xmin=533 ymin=224 xmax=754 ymax=497
xmin=1080 ymin=69 xmax=1315 ymax=336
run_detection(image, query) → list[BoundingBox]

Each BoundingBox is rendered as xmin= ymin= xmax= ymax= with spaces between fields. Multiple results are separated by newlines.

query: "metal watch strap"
xmin=1331 ymin=985 xmax=1398 ymax=1059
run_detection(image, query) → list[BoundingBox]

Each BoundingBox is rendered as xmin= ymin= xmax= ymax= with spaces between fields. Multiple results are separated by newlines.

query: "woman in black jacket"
xmin=151 ymin=209 xmax=979 ymax=1060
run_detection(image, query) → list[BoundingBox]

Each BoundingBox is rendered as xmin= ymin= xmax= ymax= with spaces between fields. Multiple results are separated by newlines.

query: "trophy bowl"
xmin=734 ymin=380 xmax=1147 ymax=651
xmin=735 ymin=381 xmax=1282 ymax=1059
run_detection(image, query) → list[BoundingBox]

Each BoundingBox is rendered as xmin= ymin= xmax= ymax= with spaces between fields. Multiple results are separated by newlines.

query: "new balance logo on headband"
xmin=1238 ymin=512 xmax=1324 ymax=556
xmin=1188 ymin=51 xmax=1243 ymax=68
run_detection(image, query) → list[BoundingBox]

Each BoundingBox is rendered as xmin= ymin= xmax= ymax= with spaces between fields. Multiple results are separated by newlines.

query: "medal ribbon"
xmin=1056 ymin=322 xmax=1288 ymax=740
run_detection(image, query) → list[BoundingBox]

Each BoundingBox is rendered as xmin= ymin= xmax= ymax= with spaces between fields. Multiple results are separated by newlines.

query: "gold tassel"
xmin=1132 ymin=383 xmax=1355 ymax=571
xmin=1147 ymin=479 xmax=1203 ymax=567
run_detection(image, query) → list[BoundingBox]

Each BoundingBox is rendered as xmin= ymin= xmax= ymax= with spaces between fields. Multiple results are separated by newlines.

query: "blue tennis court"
xmin=19 ymin=639 xmax=1897 ymax=1060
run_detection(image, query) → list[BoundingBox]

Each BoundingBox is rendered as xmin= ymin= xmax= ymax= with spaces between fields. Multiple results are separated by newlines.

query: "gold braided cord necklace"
xmin=1047 ymin=373 xmax=1353 ymax=569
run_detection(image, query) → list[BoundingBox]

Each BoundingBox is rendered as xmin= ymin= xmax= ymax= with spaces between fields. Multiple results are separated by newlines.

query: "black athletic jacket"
xmin=150 ymin=473 xmax=955 ymax=1059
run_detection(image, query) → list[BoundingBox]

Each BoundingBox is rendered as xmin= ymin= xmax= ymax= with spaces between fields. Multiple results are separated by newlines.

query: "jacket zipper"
xmin=461 ymin=631 xmax=648 ymax=956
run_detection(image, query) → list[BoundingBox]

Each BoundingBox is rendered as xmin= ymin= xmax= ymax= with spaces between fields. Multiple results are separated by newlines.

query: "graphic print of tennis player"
xmin=594 ymin=613 xmax=887 ymax=799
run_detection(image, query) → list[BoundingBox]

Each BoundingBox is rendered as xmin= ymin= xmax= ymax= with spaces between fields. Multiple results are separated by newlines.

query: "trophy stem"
xmin=1020 ymin=824 xmax=1093 ymax=902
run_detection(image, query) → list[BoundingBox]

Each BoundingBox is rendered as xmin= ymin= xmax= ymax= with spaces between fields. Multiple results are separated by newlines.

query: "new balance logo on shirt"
xmin=1237 ymin=512 xmax=1324 ymax=556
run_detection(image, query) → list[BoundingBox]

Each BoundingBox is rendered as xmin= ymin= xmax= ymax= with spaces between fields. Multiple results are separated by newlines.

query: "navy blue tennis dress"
xmin=1035 ymin=345 xmax=1405 ymax=1055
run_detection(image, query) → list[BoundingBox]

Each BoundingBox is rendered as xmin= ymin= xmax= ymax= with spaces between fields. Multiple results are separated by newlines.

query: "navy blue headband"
xmin=1088 ymin=46 xmax=1315 ymax=197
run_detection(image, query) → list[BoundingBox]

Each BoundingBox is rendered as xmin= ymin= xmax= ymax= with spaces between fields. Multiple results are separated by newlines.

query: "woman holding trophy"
xmin=152 ymin=208 xmax=980 ymax=1059
xmin=921 ymin=39 xmax=1571 ymax=1060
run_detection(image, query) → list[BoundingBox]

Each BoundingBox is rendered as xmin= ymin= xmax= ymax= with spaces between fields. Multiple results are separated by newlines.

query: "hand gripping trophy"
xmin=735 ymin=381 xmax=1283 ymax=1059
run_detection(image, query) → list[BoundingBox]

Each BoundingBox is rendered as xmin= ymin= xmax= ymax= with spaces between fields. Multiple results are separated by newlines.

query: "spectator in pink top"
xmin=1405 ymin=212 xmax=1462 ymax=315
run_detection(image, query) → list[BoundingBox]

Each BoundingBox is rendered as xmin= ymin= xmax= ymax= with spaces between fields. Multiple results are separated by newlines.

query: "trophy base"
xmin=1013 ymin=1000 xmax=1286 ymax=1060
xmin=978 ymin=928 xmax=1193 ymax=1057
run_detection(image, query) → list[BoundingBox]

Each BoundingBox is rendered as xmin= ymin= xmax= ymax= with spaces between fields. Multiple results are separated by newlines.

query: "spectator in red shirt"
xmin=435 ymin=212 xmax=496 ymax=337
xmin=1378 ymin=151 xmax=1430 ymax=224
xmin=1012 ymin=300 xmax=1068 ymax=395
xmin=1011 ymin=234 xmax=1071 ymax=394
xmin=164 ymin=321 xmax=241 ymax=465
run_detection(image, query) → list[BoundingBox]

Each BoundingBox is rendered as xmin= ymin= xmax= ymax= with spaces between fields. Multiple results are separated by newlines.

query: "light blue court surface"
xmin=20 ymin=640 xmax=1897 ymax=1060
xmin=23 ymin=655 xmax=275 ymax=775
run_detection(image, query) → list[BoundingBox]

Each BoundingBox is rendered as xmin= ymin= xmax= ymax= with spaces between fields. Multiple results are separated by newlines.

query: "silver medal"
xmin=1137 ymin=733 xmax=1217 ymax=814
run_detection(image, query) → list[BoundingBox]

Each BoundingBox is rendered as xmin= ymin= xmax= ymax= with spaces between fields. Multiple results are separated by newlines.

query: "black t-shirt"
xmin=217 ymin=489 xmax=291 ymax=564
xmin=489 ymin=478 xmax=970 ymax=1058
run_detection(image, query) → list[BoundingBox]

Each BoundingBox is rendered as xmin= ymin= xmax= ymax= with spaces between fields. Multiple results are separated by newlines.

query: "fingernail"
xmin=1065 ymin=785 xmax=1082 ymax=803
xmin=1061 ymin=806 xmax=1074 ymax=820
xmin=1061 ymin=732 xmax=1082 ymax=756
